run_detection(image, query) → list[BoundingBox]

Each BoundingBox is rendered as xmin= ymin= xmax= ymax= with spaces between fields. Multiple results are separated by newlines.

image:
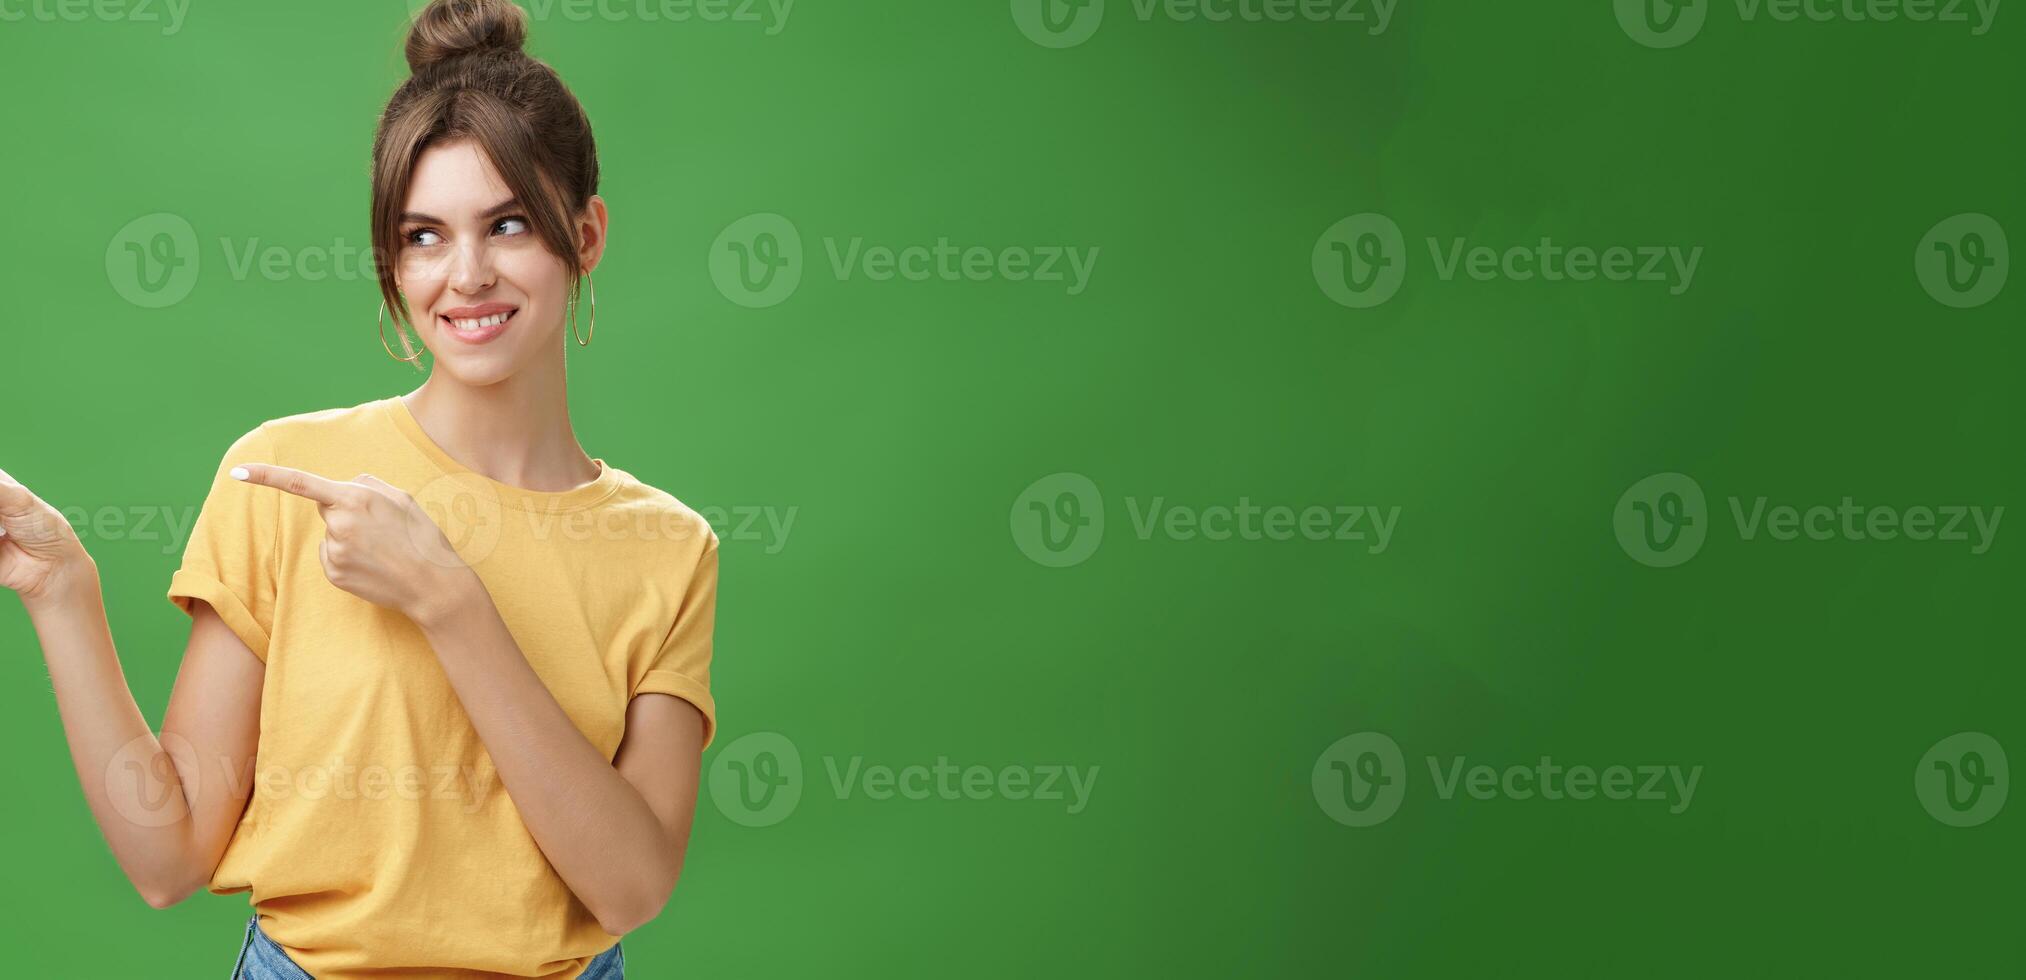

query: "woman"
xmin=0 ymin=1 xmax=715 ymax=976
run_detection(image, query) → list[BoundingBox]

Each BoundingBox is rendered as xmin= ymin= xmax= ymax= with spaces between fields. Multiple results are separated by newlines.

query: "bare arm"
xmin=418 ymin=577 xmax=706 ymax=936
xmin=4 ymin=469 xmax=263 ymax=909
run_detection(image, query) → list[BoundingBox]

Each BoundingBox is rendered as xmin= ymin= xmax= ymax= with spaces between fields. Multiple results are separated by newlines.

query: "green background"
xmin=2 ymin=0 xmax=2020 ymax=975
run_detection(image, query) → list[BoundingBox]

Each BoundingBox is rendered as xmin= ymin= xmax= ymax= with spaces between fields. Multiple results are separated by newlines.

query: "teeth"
xmin=448 ymin=312 xmax=511 ymax=331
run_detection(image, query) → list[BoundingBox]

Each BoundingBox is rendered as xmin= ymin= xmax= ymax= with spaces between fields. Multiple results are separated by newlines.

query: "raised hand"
xmin=0 ymin=465 xmax=96 ymax=606
xmin=232 ymin=464 xmax=475 ymax=624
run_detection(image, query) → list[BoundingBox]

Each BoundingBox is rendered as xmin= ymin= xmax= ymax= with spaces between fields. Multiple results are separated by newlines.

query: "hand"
xmin=234 ymin=464 xmax=476 ymax=625
xmin=0 ymin=465 xmax=98 ymax=607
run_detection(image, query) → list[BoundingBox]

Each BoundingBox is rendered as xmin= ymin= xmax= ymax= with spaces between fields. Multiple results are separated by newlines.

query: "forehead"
xmin=404 ymin=139 xmax=512 ymax=214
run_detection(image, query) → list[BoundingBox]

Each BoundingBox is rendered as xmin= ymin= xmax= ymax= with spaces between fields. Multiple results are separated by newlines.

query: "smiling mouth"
xmin=443 ymin=308 xmax=517 ymax=331
xmin=434 ymin=305 xmax=521 ymax=346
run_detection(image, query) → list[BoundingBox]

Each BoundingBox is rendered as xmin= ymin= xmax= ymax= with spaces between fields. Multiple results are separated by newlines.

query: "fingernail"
xmin=230 ymin=466 xmax=249 ymax=481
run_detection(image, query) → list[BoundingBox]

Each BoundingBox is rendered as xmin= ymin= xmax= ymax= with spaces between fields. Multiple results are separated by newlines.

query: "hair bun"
xmin=405 ymin=0 xmax=528 ymax=73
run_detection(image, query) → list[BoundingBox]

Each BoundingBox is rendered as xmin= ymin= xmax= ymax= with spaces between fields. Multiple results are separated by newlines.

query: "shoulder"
xmin=600 ymin=465 xmax=721 ymax=558
xmin=210 ymin=398 xmax=388 ymax=465
xmin=248 ymin=398 xmax=388 ymax=448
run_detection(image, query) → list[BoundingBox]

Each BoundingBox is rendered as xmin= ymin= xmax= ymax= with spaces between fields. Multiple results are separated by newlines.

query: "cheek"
xmin=497 ymin=254 xmax=570 ymax=319
xmin=395 ymin=255 xmax=447 ymax=308
xmin=397 ymin=278 xmax=444 ymax=320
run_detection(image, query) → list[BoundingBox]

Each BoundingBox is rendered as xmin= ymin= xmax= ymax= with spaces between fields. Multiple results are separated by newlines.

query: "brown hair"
xmin=371 ymin=0 xmax=600 ymax=362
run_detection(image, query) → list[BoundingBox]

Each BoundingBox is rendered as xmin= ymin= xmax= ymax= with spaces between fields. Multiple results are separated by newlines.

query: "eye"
xmin=493 ymin=216 xmax=530 ymax=237
xmin=406 ymin=228 xmax=444 ymax=247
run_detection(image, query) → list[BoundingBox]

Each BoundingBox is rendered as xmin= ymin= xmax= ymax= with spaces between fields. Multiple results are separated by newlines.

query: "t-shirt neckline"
xmin=377 ymin=395 xmax=623 ymax=513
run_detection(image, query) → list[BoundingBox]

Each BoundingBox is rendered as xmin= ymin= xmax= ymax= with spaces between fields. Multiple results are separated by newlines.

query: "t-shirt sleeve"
xmin=631 ymin=533 xmax=718 ymax=748
xmin=166 ymin=423 xmax=281 ymax=662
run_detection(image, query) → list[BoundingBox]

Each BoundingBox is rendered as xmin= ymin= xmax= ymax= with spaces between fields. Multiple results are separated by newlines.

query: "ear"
xmin=575 ymin=194 xmax=610 ymax=275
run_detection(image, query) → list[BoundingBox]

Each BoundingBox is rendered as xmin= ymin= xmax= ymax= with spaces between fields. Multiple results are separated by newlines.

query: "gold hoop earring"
xmin=378 ymin=300 xmax=424 ymax=363
xmin=570 ymin=272 xmax=595 ymax=347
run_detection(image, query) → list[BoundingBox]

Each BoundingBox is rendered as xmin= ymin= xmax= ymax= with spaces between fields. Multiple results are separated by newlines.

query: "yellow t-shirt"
xmin=165 ymin=395 xmax=718 ymax=979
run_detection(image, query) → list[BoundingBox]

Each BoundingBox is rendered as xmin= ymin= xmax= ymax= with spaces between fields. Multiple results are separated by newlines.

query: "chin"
xmin=422 ymin=336 xmax=520 ymax=382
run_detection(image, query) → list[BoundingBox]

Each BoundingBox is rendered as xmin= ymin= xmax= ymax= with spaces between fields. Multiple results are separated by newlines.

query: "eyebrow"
xmin=398 ymin=197 xmax=522 ymax=226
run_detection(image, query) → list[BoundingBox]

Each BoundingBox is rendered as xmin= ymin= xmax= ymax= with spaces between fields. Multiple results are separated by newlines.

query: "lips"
xmin=437 ymin=304 xmax=518 ymax=345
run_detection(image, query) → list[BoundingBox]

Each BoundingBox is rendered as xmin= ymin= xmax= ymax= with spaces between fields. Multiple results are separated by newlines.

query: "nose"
xmin=446 ymin=238 xmax=496 ymax=295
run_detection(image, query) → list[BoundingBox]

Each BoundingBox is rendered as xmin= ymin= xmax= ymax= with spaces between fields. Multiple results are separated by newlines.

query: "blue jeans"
xmin=228 ymin=914 xmax=624 ymax=978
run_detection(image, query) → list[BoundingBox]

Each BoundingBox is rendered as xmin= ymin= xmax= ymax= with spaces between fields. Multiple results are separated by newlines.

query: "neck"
xmin=400 ymin=372 xmax=597 ymax=492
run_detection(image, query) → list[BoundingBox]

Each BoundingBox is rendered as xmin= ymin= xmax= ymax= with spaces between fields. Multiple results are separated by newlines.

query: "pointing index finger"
xmin=232 ymin=463 xmax=351 ymax=507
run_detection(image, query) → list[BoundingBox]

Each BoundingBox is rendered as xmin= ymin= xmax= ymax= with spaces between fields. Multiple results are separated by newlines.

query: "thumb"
xmin=0 ymin=472 xmax=43 ymax=520
xmin=0 ymin=475 xmax=63 ymax=545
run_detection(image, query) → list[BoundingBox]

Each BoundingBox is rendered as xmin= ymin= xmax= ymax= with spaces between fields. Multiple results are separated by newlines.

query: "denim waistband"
xmin=228 ymin=914 xmax=625 ymax=978
xmin=228 ymin=915 xmax=311 ymax=980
